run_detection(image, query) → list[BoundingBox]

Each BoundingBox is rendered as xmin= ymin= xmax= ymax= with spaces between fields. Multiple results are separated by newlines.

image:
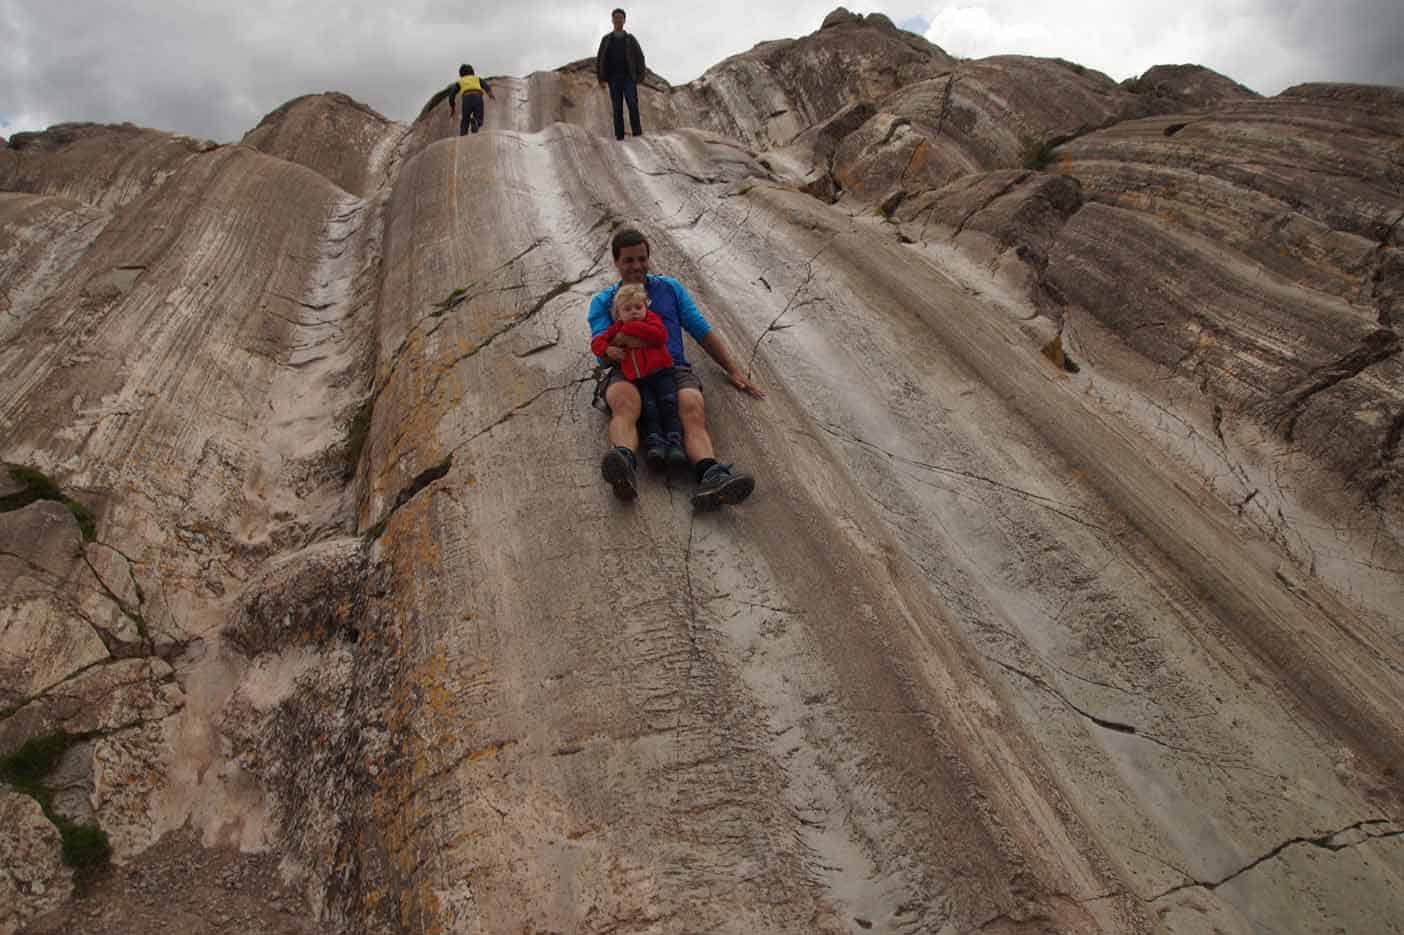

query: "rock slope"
xmin=2 ymin=8 xmax=1402 ymax=935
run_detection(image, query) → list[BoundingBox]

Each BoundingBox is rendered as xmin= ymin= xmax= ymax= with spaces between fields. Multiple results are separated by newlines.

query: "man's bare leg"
xmin=676 ymin=386 xmax=754 ymax=509
xmin=601 ymin=380 xmax=643 ymax=500
xmin=677 ymin=388 xmax=715 ymax=463
xmin=606 ymin=381 xmax=643 ymax=452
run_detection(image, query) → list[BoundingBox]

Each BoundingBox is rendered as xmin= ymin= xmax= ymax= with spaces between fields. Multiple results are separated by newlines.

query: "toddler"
xmin=590 ymin=284 xmax=687 ymax=468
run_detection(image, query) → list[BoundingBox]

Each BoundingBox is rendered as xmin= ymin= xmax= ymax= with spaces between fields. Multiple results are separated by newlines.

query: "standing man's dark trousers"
xmin=608 ymin=75 xmax=642 ymax=140
xmin=459 ymin=93 xmax=485 ymax=135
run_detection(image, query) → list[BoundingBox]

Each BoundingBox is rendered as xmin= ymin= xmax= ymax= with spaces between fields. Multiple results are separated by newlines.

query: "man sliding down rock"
xmin=588 ymin=228 xmax=764 ymax=510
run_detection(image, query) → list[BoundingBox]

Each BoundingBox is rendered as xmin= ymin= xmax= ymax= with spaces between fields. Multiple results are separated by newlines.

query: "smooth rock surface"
xmin=2 ymin=9 xmax=1402 ymax=935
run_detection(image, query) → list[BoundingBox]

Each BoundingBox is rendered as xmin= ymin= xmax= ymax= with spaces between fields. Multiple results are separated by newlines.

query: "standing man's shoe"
xmin=601 ymin=447 xmax=638 ymax=500
xmin=690 ymin=463 xmax=754 ymax=511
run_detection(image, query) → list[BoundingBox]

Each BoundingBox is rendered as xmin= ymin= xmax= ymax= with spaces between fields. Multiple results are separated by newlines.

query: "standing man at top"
xmin=589 ymin=227 xmax=764 ymax=510
xmin=596 ymin=8 xmax=645 ymax=141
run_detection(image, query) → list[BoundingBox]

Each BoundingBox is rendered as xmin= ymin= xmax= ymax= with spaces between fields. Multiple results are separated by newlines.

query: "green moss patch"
xmin=1 ymin=464 xmax=97 ymax=542
xmin=0 ymin=731 xmax=76 ymax=795
xmin=1 ymin=730 xmax=112 ymax=874
xmin=57 ymin=820 xmax=112 ymax=870
xmin=1021 ymin=136 xmax=1057 ymax=171
xmin=68 ymin=501 xmax=97 ymax=542
xmin=3 ymin=465 xmax=63 ymax=503
xmin=436 ymin=286 xmax=468 ymax=313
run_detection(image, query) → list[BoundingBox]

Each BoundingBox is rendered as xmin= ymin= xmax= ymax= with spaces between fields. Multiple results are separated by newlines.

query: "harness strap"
xmin=591 ymin=364 xmax=615 ymax=411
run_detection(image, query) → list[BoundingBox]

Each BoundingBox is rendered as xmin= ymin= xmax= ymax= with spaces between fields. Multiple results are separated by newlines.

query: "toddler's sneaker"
xmin=665 ymin=433 xmax=688 ymax=467
xmin=641 ymin=434 xmax=668 ymax=470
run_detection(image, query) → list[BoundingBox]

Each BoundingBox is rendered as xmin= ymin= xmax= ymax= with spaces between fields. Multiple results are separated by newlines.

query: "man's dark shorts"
xmin=602 ymin=364 xmax=701 ymax=410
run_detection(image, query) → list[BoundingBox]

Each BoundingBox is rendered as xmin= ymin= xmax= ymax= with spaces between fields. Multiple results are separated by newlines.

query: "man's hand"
xmin=698 ymin=332 xmax=764 ymax=399
xmin=611 ymin=333 xmax=646 ymax=348
xmin=726 ymin=370 xmax=766 ymax=399
xmin=604 ymin=346 xmax=626 ymax=363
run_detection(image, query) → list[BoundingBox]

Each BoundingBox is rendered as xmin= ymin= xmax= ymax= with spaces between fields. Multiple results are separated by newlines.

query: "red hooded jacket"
xmin=590 ymin=311 xmax=674 ymax=380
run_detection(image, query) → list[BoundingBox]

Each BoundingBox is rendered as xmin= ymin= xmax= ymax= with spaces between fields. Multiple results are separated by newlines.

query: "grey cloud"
xmin=4 ymin=0 xmax=1400 ymax=143
xmin=5 ymin=0 xmax=620 ymax=139
xmin=4 ymin=0 xmax=843 ymax=140
xmin=1272 ymin=0 xmax=1404 ymax=88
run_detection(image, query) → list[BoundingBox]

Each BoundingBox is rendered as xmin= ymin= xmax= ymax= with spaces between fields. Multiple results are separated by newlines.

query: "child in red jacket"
xmin=590 ymin=284 xmax=687 ymax=468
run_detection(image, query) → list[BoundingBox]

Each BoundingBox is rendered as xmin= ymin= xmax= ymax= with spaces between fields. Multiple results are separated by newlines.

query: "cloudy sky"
xmin=3 ymin=0 xmax=1401 ymax=143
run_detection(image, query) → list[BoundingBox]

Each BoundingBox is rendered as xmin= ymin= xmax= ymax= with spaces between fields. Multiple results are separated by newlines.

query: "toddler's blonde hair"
xmin=611 ymin=284 xmax=648 ymax=318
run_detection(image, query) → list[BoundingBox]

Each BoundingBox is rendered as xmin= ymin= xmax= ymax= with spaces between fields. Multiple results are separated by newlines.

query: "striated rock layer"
xmin=3 ymin=9 xmax=1403 ymax=935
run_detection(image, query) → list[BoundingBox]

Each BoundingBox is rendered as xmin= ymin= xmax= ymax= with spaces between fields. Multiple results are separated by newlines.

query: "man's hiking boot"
xmin=601 ymin=447 xmax=638 ymax=501
xmin=665 ymin=433 xmax=688 ymax=467
xmin=690 ymin=463 xmax=754 ymax=511
xmin=642 ymin=434 xmax=668 ymax=470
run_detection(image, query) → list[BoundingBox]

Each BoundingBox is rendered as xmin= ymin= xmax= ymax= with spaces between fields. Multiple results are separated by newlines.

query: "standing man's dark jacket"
xmin=596 ymin=31 xmax=645 ymax=83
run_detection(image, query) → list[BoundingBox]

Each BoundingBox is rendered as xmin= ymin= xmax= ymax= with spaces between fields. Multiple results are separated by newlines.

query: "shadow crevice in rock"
xmin=433 ymin=238 xmax=549 ymax=318
xmin=0 ymin=659 xmax=118 ymax=723
xmin=949 ymin=170 xmax=1030 ymax=241
xmin=365 ymin=455 xmax=454 ymax=542
xmin=1268 ymin=329 xmax=1401 ymax=441
xmin=79 ymin=552 xmax=149 ymax=646
xmin=479 ymin=261 xmax=607 ymax=354
xmin=818 ymin=420 xmax=1107 ymax=531
xmin=1147 ymin=820 xmax=1404 ymax=903
xmin=982 ymin=655 xmax=1271 ymax=777
xmin=1364 ymin=409 xmax=1404 ymax=504
xmin=748 ymin=237 xmax=835 ymax=373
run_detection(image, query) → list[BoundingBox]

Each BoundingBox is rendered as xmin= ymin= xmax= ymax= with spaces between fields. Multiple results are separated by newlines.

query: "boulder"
xmin=242 ymin=92 xmax=401 ymax=198
xmin=0 ymin=122 xmax=213 ymax=212
xmin=821 ymin=8 xmax=862 ymax=29
xmin=1124 ymin=63 xmax=1260 ymax=111
xmin=832 ymin=55 xmax=1145 ymax=202
xmin=0 ymin=792 xmax=71 ymax=934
